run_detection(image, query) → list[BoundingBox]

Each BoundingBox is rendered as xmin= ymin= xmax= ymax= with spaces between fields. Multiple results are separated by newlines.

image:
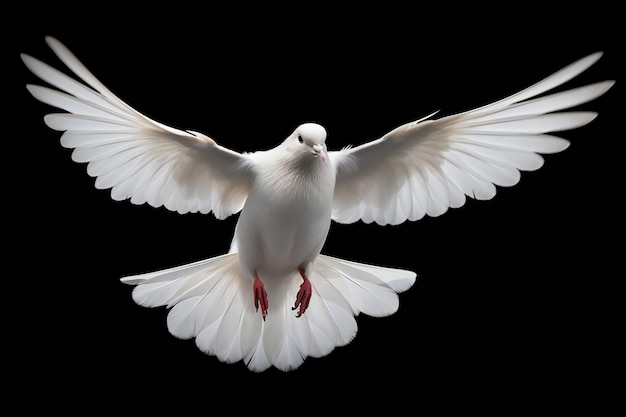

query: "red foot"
xmin=292 ymin=269 xmax=312 ymax=318
xmin=253 ymin=273 xmax=268 ymax=320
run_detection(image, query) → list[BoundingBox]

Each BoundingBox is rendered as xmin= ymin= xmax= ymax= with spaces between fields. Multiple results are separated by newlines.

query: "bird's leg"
xmin=292 ymin=268 xmax=312 ymax=318
xmin=253 ymin=272 xmax=268 ymax=320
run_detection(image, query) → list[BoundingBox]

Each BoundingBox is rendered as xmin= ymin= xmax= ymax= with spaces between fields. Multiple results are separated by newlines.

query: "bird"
xmin=21 ymin=37 xmax=613 ymax=372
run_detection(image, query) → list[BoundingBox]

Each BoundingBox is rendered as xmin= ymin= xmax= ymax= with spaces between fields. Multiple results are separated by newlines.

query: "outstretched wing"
xmin=330 ymin=53 xmax=614 ymax=225
xmin=22 ymin=37 xmax=253 ymax=218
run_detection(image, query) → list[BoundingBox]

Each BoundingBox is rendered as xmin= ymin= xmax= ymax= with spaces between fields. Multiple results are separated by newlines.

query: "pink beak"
xmin=313 ymin=144 xmax=326 ymax=162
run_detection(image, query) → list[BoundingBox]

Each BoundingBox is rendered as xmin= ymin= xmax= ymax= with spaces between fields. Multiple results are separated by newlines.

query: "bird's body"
xmin=234 ymin=124 xmax=334 ymax=280
xmin=21 ymin=37 xmax=613 ymax=371
xmin=232 ymin=125 xmax=336 ymax=320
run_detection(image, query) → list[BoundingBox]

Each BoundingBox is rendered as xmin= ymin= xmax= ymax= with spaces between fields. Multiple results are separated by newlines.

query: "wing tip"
xmin=589 ymin=50 xmax=604 ymax=61
xmin=19 ymin=52 xmax=37 ymax=69
xmin=44 ymin=36 xmax=60 ymax=49
xmin=558 ymin=139 xmax=571 ymax=153
xmin=601 ymin=79 xmax=616 ymax=93
xmin=120 ymin=276 xmax=143 ymax=285
xmin=576 ymin=51 xmax=604 ymax=69
xmin=574 ymin=51 xmax=605 ymax=74
xmin=42 ymin=113 xmax=69 ymax=131
xmin=583 ymin=111 xmax=599 ymax=125
xmin=24 ymin=83 xmax=37 ymax=95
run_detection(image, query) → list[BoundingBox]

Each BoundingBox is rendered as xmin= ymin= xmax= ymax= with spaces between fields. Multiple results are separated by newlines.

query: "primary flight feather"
xmin=22 ymin=37 xmax=613 ymax=371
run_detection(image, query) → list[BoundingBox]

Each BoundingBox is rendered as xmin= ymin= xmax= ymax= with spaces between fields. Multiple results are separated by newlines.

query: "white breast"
xmin=232 ymin=150 xmax=335 ymax=279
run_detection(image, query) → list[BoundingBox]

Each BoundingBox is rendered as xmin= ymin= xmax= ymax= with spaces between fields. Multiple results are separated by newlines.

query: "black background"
xmin=2 ymin=3 xmax=624 ymax=414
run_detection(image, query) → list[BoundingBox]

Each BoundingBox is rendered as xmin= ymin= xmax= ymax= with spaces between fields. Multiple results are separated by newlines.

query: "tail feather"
xmin=121 ymin=253 xmax=416 ymax=371
xmin=263 ymin=300 xmax=308 ymax=371
xmin=315 ymin=255 xmax=416 ymax=316
xmin=211 ymin=287 xmax=255 ymax=363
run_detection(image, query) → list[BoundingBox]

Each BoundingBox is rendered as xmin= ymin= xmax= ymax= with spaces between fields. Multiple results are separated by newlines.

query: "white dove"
xmin=22 ymin=37 xmax=613 ymax=372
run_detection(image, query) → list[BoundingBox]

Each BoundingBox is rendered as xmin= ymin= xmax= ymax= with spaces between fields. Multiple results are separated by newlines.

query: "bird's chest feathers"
xmin=238 ymin=156 xmax=335 ymax=272
xmin=255 ymin=154 xmax=335 ymax=208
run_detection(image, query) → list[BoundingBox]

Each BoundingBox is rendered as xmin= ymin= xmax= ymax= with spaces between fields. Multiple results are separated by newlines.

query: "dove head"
xmin=286 ymin=123 xmax=328 ymax=162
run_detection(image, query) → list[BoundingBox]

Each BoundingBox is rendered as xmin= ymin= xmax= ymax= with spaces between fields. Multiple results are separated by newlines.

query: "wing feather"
xmin=23 ymin=37 xmax=253 ymax=218
xmin=331 ymin=53 xmax=614 ymax=225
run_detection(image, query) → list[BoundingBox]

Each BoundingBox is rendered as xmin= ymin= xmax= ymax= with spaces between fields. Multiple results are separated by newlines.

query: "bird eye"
xmin=298 ymin=135 xmax=303 ymax=143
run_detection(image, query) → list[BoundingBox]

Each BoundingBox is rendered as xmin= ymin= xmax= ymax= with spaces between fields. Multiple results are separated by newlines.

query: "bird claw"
xmin=292 ymin=270 xmax=312 ymax=318
xmin=253 ymin=275 xmax=268 ymax=320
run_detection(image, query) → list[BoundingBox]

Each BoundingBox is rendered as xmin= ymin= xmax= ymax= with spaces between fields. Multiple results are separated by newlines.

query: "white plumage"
xmin=22 ymin=37 xmax=613 ymax=371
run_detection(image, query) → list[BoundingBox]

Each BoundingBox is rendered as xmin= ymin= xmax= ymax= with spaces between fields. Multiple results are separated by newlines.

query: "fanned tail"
xmin=121 ymin=253 xmax=270 ymax=370
xmin=121 ymin=253 xmax=416 ymax=371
